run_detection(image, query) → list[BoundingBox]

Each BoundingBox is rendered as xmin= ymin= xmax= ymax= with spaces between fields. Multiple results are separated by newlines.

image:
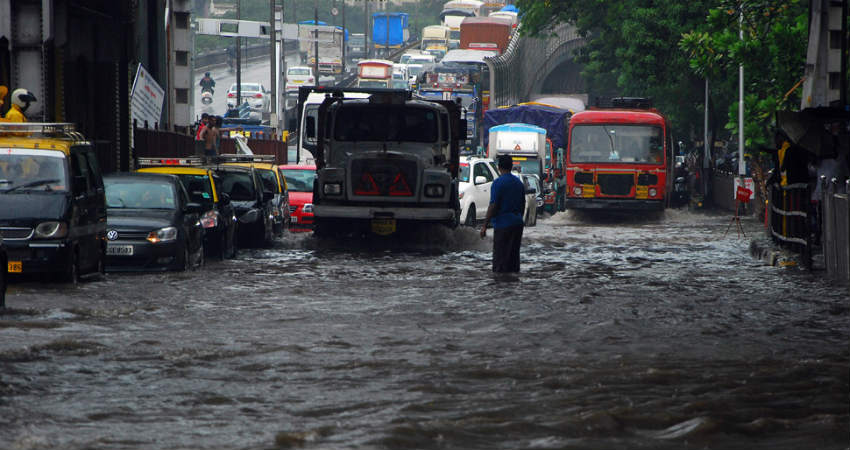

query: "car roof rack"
xmin=137 ymin=156 xmax=205 ymax=167
xmin=0 ymin=122 xmax=87 ymax=141
xmin=214 ymin=153 xmax=276 ymax=163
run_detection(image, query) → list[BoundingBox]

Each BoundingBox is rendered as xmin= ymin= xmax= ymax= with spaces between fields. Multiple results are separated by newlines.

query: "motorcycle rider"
xmin=199 ymin=72 xmax=216 ymax=95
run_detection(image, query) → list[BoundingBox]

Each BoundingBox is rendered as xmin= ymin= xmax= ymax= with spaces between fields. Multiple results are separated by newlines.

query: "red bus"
xmin=564 ymin=98 xmax=673 ymax=211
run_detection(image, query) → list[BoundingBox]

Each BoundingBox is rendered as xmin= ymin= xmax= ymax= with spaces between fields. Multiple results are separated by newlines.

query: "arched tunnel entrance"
xmin=538 ymin=58 xmax=585 ymax=96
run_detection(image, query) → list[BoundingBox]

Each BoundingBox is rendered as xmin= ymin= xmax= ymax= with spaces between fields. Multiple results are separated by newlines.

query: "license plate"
xmin=371 ymin=218 xmax=396 ymax=236
xmin=7 ymin=261 xmax=22 ymax=273
xmin=106 ymin=244 xmax=134 ymax=256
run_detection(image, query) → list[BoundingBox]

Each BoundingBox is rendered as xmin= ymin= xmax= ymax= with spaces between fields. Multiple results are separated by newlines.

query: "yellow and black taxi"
xmin=137 ymin=157 xmax=237 ymax=259
xmin=219 ymin=155 xmax=290 ymax=237
xmin=103 ymin=172 xmax=205 ymax=271
xmin=206 ymin=158 xmax=276 ymax=248
xmin=0 ymin=123 xmax=106 ymax=282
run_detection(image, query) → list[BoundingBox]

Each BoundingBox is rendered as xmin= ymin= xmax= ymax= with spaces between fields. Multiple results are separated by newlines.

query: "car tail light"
xmin=227 ymin=93 xmax=235 ymax=98
xmin=254 ymin=93 xmax=263 ymax=98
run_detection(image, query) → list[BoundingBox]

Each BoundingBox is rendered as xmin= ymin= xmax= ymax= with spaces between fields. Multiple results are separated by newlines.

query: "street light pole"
xmin=313 ymin=0 xmax=319 ymax=82
xmin=738 ymin=8 xmax=745 ymax=177
xmin=281 ymin=1 xmax=287 ymax=132
xmin=236 ymin=0 xmax=242 ymax=111
xmin=270 ymin=0 xmax=276 ymax=125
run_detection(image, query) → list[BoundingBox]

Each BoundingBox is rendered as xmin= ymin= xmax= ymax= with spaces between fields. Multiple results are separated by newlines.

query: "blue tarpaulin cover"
xmin=500 ymin=4 xmax=519 ymax=13
xmin=483 ymin=104 xmax=571 ymax=150
xmin=371 ymin=13 xmax=409 ymax=46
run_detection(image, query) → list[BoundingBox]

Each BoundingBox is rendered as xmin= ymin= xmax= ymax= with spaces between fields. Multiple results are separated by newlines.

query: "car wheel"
xmin=465 ymin=204 xmax=476 ymax=227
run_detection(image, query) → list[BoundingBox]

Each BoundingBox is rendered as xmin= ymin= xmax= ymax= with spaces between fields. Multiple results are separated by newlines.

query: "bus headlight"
xmin=323 ymin=183 xmax=342 ymax=195
xmin=572 ymin=186 xmax=582 ymax=196
xmin=648 ymin=188 xmax=658 ymax=197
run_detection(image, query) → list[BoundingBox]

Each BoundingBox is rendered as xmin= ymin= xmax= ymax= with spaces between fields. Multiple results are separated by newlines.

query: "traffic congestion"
xmin=0 ymin=0 xmax=848 ymax=449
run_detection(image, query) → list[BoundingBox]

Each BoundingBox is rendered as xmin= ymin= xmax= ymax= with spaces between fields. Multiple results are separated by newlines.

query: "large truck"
xmin=440 ymin=0 xmax=484 ymax=48
xmin=483 ymin=103 xmax=572 ymax=212
xmin=298 ymin=22 xmax=344 ymax=76
xmin=347 ymin=33 xmax=367 ymax=63
xmin=487 ymin=123 xmax=547 ymax=183
xmin=372 ymin=12 xmax=410 ymax=58
xmin=308 ymin=88 xmax=466 ymax=236
xmin=421 ymin=25 xmax=450 ymax=50
xmin=417 ymin=62 xmax=483 ymax=152
xmin=459 ymin=16 xmax=512 ymax=54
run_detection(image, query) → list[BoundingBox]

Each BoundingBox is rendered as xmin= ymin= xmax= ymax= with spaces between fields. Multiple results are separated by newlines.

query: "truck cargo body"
xmin=372 ymin=13 xmax=410 ymax=48
xmin=459 ymin=17 xmax=512 ymax=54
xmin=298 ymin=24 xmax=344 ymax=75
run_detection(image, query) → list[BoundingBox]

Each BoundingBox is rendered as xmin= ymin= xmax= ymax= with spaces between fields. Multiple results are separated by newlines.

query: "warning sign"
xmin=733 ymin=177 xmax=755 ymax=202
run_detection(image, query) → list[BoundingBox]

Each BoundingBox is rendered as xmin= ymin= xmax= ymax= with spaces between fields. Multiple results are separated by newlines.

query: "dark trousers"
xmin=492 ymin=225 xmax=523 ymax=273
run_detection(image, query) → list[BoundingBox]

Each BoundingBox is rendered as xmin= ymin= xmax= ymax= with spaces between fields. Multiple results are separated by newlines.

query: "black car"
xmin=103 ymin=173 xmax=205 ymax=271
xmin=1 ymin=236 xmax=7 ymax=308
xmin=209 ymin=164 xmax=275 ymax=248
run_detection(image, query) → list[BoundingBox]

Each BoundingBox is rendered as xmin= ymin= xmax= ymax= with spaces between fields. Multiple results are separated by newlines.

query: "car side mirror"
xmin=219 ymin=192 xmax=231 ymax=205
xmin=474 ymin=175 xmax=487 ymax=185
xmin=185 ymin=202 xmax=204 ymax=214
xmin=262 ymin=191 xmax=274 ymax=202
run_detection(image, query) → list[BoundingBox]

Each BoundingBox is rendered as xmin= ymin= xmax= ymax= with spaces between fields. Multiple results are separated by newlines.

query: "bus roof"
xmin=442 ymin=49 xmax=498 ymax=63
xmin=489 ymin=123 xmax=546 ymax=134
xmin=570 ymin=109 xmax=666 ymax=126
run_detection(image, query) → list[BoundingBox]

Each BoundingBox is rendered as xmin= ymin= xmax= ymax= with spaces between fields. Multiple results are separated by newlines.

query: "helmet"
xmin=11 ymin=88 xmax=37 ymax=112
xmin=205 ymin=72 xmax=211 ymax=77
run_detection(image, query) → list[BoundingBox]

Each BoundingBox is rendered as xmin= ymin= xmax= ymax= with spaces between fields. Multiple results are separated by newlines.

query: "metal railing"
xmin=820 ymin=177 xmax=850 ymax=281
xmin=766 ymin=179 xmax=812 ymax=267
xmin=485 ymin=24 xmax=585 ymax=107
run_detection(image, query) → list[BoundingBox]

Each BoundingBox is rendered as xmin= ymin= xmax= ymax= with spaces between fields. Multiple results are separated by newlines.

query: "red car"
xmin=279 ymin=165 xmax=316 ymax=231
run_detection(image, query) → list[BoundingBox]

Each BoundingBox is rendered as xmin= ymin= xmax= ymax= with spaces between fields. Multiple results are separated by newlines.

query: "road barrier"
xmin=767 ymin=178 xmax=812 ymax=268
xmin=820 ymin=177 xmax=850 ymax=282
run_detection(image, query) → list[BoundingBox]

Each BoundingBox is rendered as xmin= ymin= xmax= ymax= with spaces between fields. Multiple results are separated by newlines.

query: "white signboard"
xmin=130 ymin=64 xmax=164 ymax=129
xmin=733 ymin=176 xmax=755 ymax=201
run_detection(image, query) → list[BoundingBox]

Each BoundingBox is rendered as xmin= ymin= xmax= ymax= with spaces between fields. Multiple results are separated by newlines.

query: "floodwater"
xmin=1 ymin=210 xmax=847 ymax=449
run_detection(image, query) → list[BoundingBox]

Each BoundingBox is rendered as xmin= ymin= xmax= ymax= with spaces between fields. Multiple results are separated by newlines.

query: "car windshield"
xmin=105 ymin=179 xmax=176 ymax=209
xmin=0 ymin=152 xmax=69 ymax=192
xmin=217 ymin=171 xmax=256 ymax=201
xmin=229 ymin=83 xmax=261 ymax=93
xmin=288 ymin=68 xmax=311 ymax=76
xmin=333 ymin=105 xmax=439 ymax=143
xmin=176 ymin=174 xmax=214 ymax=204
xmin=282 ymin=169 xmax=316 ymax=192
xmin=570 ymin=124 xmax=664 ymax=164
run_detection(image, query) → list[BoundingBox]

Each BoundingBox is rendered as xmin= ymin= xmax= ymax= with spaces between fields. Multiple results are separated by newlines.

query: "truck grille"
xmin=351 ymin=159 xmax=418 ymax=197
xmin=597 ymin=173 xmax=634 ymax=196
xmin=0 ymin=227 xmax=33 ymax=240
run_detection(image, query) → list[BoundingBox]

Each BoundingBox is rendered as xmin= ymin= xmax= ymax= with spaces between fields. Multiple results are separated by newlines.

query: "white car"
xmin=520 ymin=173 xmax=541 ymax=226
xmin=226 ymin=82 xmax=270 ymax=112
xmin=458 ymin=156 xmax=499 ymax=226
xmin=285 ymin=66 xmax=315 ymax=94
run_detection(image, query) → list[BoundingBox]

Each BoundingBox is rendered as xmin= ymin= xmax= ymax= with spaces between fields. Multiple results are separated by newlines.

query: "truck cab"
xmin=308 ymin=89 xmax=464 ymax=236
xmin=487 ymin=123 xmax=547 ymax=180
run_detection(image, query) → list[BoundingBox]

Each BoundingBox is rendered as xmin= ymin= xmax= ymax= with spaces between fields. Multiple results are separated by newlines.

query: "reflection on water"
xmin=0 ymin=209 xmax=846 ymax=449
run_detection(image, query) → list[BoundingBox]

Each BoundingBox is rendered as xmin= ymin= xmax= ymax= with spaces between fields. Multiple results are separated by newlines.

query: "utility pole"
xmin=236 ymin=0 xmax=242 ymax=110
xmin=341 ymin=0 xmax=346 ymax=73
xmin=281 ymin=1 xmax=287 ymax=132
xmin=314 ymin=0 xmax=319 ymax=81
xmin=270 ymin=0 xmax=277 ymax=127
xmin=365 ymin=1 xmax=370 ymax=59
xmin=385 ymin=8 xmax=389 ymax=59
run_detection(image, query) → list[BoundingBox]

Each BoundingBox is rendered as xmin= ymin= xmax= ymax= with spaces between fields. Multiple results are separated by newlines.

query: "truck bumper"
xmin=565 ymin=198 xmax=665 ymax=211
xmin=314 ymin=205 xmax=456 ymax=222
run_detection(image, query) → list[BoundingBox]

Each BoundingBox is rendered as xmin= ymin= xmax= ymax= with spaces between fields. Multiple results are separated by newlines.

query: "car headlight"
xmin=323 ymin=183 xmax=342 ymax=195
xmin=34 ymin=221 xmax=68 ymax=239
xmin=200 ymin=210 xmax=219 ymax=229
xmin=302 ymin=203 xmax=314 ymax=213
xmin=424 ymin=184 xmax=444 ymax=198
xmin=147 ymin=226 xmax=178 ymax=244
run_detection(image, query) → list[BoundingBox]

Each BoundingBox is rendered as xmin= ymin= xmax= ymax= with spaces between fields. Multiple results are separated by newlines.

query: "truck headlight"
xmin=34 ymin=221 xmax=68 ymax=239
xmin=147 ymin=226 xmax=178 ymax=244
xmin=424 ymin=184 xmax=444 ymax=197
xmin=323 ymin=183 xmax=342 ymax=195
xmin=302 ymin=203 xmax=314 ymax=213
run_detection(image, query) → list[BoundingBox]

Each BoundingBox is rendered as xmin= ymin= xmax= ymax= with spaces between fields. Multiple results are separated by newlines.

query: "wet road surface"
xmin=1 ymin=210 xmax=847 ymax=449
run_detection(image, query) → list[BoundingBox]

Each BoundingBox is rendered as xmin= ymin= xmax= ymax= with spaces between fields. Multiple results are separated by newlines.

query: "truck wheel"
xmin=465 ymin=205 xmax=476 ymax=227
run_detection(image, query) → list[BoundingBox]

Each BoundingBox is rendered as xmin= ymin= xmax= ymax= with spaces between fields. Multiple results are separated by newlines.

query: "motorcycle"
xmin=201 ymin=87 xmax=213 ymax=105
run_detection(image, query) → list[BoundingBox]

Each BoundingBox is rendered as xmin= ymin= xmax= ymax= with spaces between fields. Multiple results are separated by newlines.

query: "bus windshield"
xmin=570 ymin=124 xmax=664 ymax=164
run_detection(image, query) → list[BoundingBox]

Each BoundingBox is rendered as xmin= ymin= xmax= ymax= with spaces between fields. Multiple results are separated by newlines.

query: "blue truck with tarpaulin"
xmin=483 ymin=103 xmax=572 ymax=212
xmin=417 ymin=62 xmax=483 ymax=152
xmin=372 ymin=12 xmax=409 ymax=57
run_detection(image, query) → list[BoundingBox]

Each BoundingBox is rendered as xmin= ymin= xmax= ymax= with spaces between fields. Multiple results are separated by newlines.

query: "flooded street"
xmin=1 ymin=210 xmax=847 ymax=450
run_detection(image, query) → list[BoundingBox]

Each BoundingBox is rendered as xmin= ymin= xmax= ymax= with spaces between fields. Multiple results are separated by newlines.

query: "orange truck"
xmin=459 ymin=17 xmax=512 ymax=54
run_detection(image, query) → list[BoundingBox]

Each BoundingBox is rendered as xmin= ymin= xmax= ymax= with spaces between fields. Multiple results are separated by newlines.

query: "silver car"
xmin=226 ymin=82 xmax=270 ymax=112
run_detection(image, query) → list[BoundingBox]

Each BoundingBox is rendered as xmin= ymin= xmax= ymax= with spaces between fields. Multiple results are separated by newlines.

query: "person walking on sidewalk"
xmin=480 ymin=154 xmax=526 ymax=273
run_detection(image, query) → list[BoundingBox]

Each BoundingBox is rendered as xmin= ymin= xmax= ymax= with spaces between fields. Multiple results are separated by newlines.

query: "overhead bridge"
xmin=486 ymin=23 xmax=587 ymax=108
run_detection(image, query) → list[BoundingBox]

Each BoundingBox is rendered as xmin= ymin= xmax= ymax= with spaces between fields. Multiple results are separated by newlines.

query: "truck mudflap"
xmin=565 ymin=198 xmax=665 ymax=211
xmin=313 ymin=205 xmax=456 ymax=221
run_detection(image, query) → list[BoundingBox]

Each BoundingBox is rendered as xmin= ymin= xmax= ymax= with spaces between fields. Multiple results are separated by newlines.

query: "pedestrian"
xmin=195 ymin=113 xmax=209 ymax=156
xmin=202 ymin=116 xmax=218 ymax=160
xmin=480 ymin=154 xmax=526 ymax=273
xmin=213 ymin=116 xmax=223 ymax=154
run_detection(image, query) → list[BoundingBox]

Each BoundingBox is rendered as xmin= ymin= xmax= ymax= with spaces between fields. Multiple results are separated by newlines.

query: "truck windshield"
xmin=570 ymin=124 xmax=664 ymax=164
xmin=0 ymin=152 xmax=69 ymax=192
xmin=334 ymin=105 xmax=439 ymax=143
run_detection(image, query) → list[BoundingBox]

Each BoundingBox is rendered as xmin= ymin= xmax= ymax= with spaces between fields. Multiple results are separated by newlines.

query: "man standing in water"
xmin=480 ymin=154 xmax=526 ymax=273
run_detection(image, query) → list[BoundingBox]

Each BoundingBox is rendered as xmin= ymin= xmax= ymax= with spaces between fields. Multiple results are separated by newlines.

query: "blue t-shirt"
xmin=490 ymin=173 xmax=525 ymax=229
